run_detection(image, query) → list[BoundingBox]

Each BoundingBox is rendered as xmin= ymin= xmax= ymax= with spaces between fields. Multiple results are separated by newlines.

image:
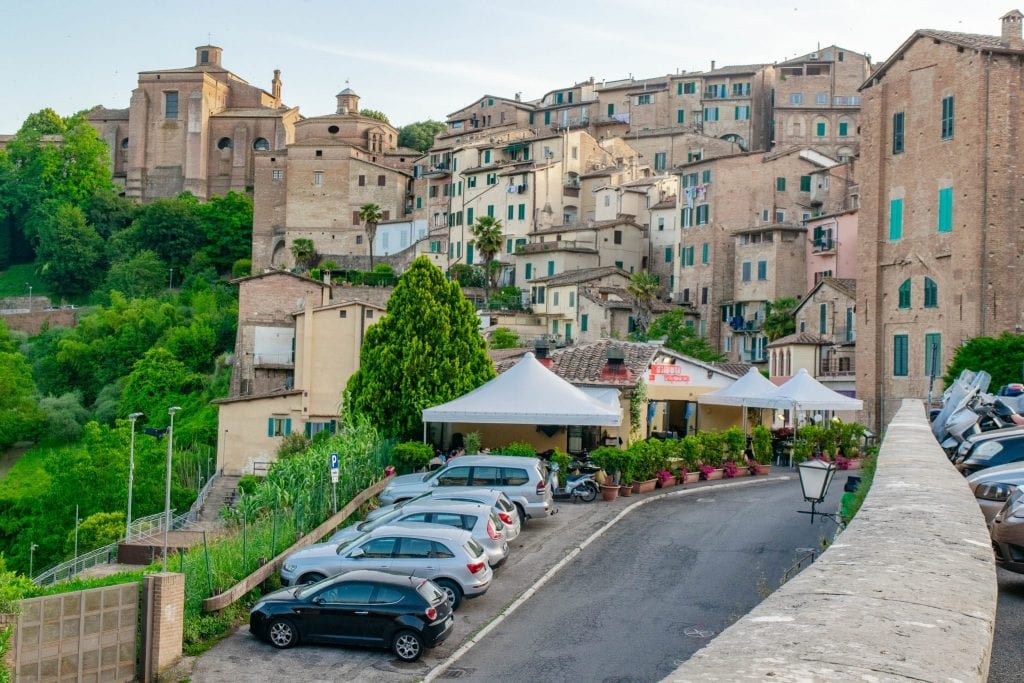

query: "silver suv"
xmin=328 ymin=501 xmax=510 ymax=567
xmin=380 ymin=455 xmax=554 ymax=522
xmin=280 ymin=524 xmax=493 ymax=609
xmin=367 ymin=489 xmax=521 ymax=541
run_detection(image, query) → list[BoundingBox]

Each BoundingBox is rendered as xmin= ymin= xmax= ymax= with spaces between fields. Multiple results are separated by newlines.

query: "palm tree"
xmin=626 ymin=270 xmax=660 ymax=335
xmin=357 ymin=203 xmax=384 ymax=269
xmin=763 ymin=296 xmax=800 ymax=341
xmin=469 ymin=215 xmax=504 ymax=302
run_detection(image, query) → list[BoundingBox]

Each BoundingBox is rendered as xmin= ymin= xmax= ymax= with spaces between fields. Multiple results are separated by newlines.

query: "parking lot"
xmin=186 ymin=476 xmax=792 ymax=682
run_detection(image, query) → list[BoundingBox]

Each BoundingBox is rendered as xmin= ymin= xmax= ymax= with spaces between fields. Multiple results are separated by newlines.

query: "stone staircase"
xmin=192 ymin=474 xmax=242 ymax=531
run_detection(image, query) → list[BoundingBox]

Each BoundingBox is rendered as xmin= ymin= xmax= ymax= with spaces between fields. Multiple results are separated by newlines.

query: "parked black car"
xmin=249 ymin=569 xmax=453 ymax=661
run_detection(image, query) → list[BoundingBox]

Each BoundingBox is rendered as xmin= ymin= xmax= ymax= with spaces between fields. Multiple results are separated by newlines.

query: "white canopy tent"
xmin=752 ymin=368 xmax=863 ymax=412
xmin=421 ymin=352 xmax=622 ymax=430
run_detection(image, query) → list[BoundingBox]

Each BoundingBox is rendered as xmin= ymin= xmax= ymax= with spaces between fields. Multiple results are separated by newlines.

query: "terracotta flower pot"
xmin=619 ymin=484 xmax=633 ymax=497
xmin=601 ymin=484 xmax=619 ymax=502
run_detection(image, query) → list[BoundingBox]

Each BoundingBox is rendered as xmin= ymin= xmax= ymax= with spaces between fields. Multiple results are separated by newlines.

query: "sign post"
xmin=329 ymin=452 xmax=339 ymax=513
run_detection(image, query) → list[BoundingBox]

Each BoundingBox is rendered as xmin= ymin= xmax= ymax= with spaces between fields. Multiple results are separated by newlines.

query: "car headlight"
xmin=283 ymin=563 xmax=296 ymax=573
xmin=975 ymin=483 xmax=1016 ymax=501
xmin=970 ymin=441 xmax=1004 ymax=462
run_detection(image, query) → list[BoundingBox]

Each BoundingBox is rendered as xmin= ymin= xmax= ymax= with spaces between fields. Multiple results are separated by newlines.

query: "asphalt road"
xmin=442 ymin=476 xmax=844 ymax=682
xmin=989 ymin=567 xmax=1024 ymax=682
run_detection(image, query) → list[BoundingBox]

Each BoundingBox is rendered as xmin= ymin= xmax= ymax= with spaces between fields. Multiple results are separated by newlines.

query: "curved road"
xmin=442 ymin=477 xmax=844 ymax=682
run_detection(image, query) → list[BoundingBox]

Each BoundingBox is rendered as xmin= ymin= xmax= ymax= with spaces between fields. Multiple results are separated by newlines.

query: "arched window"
xmin=217 ymin=137 xmax=233 ymax=150
xmin=253 ymin=137 xmax=270 ymax=151
xmin=924 ymin=277 xmax=938 ymax=308
xmin=898 ymin=278 xmax=911 ymax=309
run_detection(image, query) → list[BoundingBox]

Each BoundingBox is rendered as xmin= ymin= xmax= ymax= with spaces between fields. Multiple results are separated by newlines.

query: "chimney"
xmin=272 ymin=69 xmax=282 ymax=102
xmin=710 ymin=60 xmax=716 ymax=71
xmin=533 ymin=339 xmax=553 ymax=367
xmin=1001 ymin=9 xmax=1024 ymax=46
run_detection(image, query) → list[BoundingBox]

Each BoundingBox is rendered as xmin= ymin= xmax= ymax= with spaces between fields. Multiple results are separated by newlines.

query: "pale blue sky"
xmin=1 ymin=0 xmax=1006 ymax=132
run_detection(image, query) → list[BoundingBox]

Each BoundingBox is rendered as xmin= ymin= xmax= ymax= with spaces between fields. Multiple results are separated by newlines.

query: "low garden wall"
xmin=665 ymin=398 xmax=998 ymax=682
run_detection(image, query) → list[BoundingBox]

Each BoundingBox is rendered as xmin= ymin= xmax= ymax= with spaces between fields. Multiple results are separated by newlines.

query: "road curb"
xmin=421 ymin=474 xmax=792 ymax=682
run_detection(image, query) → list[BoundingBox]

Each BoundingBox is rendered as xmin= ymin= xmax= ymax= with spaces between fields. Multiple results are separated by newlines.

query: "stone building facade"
xmin=87 ymin=45 xmax=300 ymax=201
xmin=857 ymin=10 xmax=1024 ymax=429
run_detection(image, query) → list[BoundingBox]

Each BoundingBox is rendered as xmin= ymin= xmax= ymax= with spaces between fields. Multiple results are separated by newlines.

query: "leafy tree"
xmin=489 ymin=327 xmax=520 ymax=349
xmin=398 ymin=120 xmax=446 ymax=153
xmin=128 ymin=196 xmax=202 ymax=271
xmin=105 ymin=250 xmax=167 ymax=299
xmin=290 ymin=238 xmax=315 ymax=269
xmin=358 ymin=203 xmax=384 ymax=269
xmin=34 ymin=202 xmax=106 ymax=297
xmin=763 ymin=296 xmax=799 ymax=341
xmin=469 ymin=215 xmax=503 ymax=296
xmin=626 ymin=271 xmax=660 ymax=335
xmin=944 ymin=332 xmax=1024 ymax=389
xmin=195 ymin=191 xmax=253 ymax=273
xmin=359 ymin=109 xmax=390 ymax=123
xmin=630 ymin=309 xmax=724 ymax=362
xmin=346 ymin=256 xmax=495 ymax=438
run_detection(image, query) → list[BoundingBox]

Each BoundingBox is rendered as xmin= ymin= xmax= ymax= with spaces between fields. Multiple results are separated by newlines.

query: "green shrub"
xmin=496 ymin=441 xmax=536 ymax=457
xmin=391 ymin=441 xmax=433 ymax=473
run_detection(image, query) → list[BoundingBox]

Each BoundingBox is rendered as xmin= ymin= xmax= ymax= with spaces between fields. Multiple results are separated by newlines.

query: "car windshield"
xmin=336 ymin=531 xmax=370 ymax=555
xmin=294 ymin=575 xmax=336 ymax=599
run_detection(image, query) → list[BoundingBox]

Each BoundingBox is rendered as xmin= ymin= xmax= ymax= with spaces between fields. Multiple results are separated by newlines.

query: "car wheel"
xmin=299 ymin=572 xmax=326 ymax=584
xmin=435 ymin=579 xmax=463 ymax=610
xmin=392 ymin=629 xmax=424 ymax=662
xmin=267 ymin=618 xmax=299 ymax=649
xmin=514 ymin=503 xmax=527 ymax=526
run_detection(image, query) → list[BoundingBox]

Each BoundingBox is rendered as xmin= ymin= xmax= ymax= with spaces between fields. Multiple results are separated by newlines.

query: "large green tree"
xmin=34 ymin=202 xmax=106 ymax=297
xmin=398 ymin=120 xmax=446 ymax=153
xmin=345 ymin=256 xmax=495 ymax=438
xmin=630 ymin=309 xmax=724 ymax=362
xmin=944 ymin=332 xmax=1024 ymax=389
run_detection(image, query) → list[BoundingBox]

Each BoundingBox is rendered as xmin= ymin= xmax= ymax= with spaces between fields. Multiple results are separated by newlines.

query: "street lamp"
xmin=162 ymin=406 xmax=181 ymax=572
xmin=29 ymin=542 xmax=38 ymax=578
xmin=126 ymin=412 xmax=144 ymax=542
xmin=797 ymin=458 xmax=838 ymax=524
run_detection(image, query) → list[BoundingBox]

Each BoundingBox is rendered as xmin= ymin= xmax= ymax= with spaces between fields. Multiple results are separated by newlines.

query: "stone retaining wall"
xmin=666 ymin=398 xmax=997 ymax=682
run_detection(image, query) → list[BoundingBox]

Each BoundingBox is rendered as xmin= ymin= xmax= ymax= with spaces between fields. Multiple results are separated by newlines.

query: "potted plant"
xmin=751 ymin=424 xmax=773 ymax=475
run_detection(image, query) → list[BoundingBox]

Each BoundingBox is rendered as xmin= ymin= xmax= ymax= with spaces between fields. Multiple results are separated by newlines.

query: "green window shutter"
xmin=467 ymin=207 xmax=474 ymax=225
xmin=838 ymin=121 xmax=848 ymax=137
xmin=607 ymin=103 xmax=614 ymax=117
xmin=937 ymin=187 xmax=953 ymax=232
xmin=547 ymin=260 xmax=555 ymax=276
xmin=284 ymin=418 xmax=292 ymax=436
xmin=677 ymin=109 xmax=685 ymax=123
xmin=799 ymin=176 xmax=811 ymax=192
xmin=893 ymin=334 xmax=909 ymax=376
xmin=701 ymin=242 xmax=709 ymax=263
xmin=267 ymin=418 xmax=274 ymax=437
xmin=518 ymin=204 xmax=526 ymax=220
xmin=925 ymin=333 xmax=942 ymax=377
xmin=889 ymin=198 xmax=904 ymax=240
xmin=581 ymin=314 xmax=588 ymax=332
xmin=508 ymin=205 xmax=514 ymax=220
xmin=924 ymin=277 xmax=938 ymax=308
xmin=776 ymin=177 xmax=786 ymax=191
xmin=898 ymin=278 xmax=911 ymax=309
xmin=665 ymin=247 xmax=673 ymax=263
xmin=816 ymin=122 xmax=826 ymax=137
xmin=525 ymin=263 xmax=532 ymax=280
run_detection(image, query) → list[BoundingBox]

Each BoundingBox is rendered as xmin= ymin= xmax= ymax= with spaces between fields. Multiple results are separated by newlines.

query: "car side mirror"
xmin=349 ymin=548 xmax=365 ymax=559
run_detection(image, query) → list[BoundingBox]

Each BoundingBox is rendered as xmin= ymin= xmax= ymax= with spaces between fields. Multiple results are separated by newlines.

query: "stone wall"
xmin=665 ymin=399 xmax=997 ymax=682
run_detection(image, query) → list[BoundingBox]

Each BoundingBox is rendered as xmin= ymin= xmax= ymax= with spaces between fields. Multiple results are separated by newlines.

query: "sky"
xmin=1 ymin=0 xmax=1008 ymax=133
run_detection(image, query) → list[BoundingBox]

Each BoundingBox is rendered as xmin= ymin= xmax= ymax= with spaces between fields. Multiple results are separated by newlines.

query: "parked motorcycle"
xmin=546 ymin=462 xmax=599 ymax=503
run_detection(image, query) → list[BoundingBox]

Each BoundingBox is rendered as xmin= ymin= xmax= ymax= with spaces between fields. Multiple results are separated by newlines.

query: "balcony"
xmin=253 ymin=353 xmax=294 ymax=368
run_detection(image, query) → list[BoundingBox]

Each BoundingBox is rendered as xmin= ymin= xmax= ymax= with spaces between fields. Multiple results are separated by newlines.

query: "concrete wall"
xmin=666 ymin=399 xmax=997 ymax=682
